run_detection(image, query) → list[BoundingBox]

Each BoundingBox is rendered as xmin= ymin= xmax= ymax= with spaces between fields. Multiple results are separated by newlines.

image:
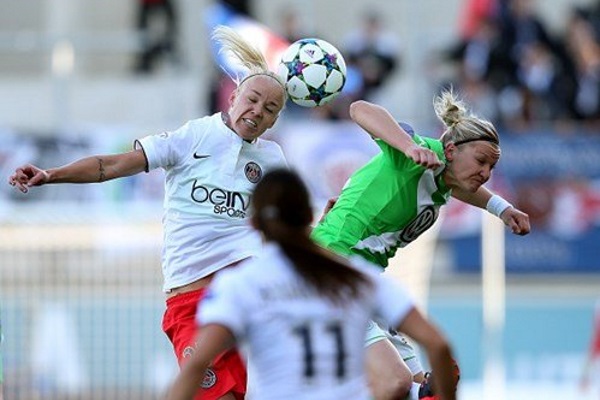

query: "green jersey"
xmin=311 ymin=134 xmax=451 ymax=269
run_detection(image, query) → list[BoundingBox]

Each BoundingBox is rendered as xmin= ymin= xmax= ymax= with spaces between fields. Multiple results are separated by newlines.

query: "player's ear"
xmin=229 ymin=89 xmax=238 ymax=107
xmin=267 ymin=114 xmax=279 ymax=129
xmin=444 ymin=142 xmax=457 ymax=162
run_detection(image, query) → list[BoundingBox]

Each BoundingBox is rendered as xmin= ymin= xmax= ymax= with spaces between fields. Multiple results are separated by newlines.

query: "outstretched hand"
xmin=405 ymin=144 xmax=443 ymax=169
xmin=8 ymin=164 xmax=49 ymax=193
xmin=500 ymin=207 xmax=530 ymax=235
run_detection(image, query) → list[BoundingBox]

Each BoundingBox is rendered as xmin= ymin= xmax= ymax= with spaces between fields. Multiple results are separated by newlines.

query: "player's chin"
xmin=239 ymin=129 xmax=261 ymax=141
xmin=467 ymin=181 xmax=482 ymax=193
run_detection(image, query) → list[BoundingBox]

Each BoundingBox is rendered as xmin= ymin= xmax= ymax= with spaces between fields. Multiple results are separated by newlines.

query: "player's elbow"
xmin=370 ymin=375 xmax=412 ymax=400
xmin=349 ymin=100 xmax=372 ymax=123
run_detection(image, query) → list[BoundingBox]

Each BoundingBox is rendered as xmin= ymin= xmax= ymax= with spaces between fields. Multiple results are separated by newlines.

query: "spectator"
xmin=565 ymin=8 xmax=600 ymax=126
xmin=342 ymin=10 xmax=400 ymax=101
xmin=513 ymin=40 xmax=573 ymax=125
xmin=277 ymin=7 xmax=308 ymax=44
xmin=133 ymin=0 xmax=179 ymax=74
xmin=457 ymin=0 xmax=499 ymax=41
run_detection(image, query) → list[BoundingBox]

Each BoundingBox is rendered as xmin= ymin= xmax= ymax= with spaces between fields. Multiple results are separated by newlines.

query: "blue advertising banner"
xmin=444 ymin=133 xmax=600 ymax=273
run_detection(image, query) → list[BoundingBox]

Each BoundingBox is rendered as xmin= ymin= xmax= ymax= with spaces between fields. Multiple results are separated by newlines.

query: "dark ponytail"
xmin=252 ymin=169 xmax=372 ymax=304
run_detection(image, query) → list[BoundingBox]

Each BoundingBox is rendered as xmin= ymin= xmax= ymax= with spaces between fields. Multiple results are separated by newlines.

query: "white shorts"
xmin=365 ymin=320 xmax=423 ymax=376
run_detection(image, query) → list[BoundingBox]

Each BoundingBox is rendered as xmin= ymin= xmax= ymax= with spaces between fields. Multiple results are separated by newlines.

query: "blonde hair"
xmin=434 ymin=89 xmax=499 ymax=149
xmin=211 ymin=26 xmax=286 ymax=93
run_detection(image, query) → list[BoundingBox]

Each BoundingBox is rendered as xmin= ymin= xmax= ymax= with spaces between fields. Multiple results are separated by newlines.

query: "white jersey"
xmin=134 ymin=113 xmax=287 ymax=291
xmin=198 ymin=243 xmax=415 ymax=400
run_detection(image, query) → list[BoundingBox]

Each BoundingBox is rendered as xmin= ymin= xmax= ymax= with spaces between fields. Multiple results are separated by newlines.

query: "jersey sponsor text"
xmin=190 ymin=180 xmax=251 ymax=218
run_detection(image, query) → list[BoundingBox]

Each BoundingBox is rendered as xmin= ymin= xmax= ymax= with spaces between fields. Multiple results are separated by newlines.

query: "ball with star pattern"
xmin=277 ymin=38 xmax=347 ymax=107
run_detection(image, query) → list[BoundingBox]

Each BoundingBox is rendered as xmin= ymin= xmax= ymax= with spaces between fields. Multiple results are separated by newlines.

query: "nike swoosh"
xmin=193 ymin=153 xmax=210 ymax=159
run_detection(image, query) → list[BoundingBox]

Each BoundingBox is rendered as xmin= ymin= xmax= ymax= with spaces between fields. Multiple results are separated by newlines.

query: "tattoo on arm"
xmin=97 ymin=157 xmax=106 ymax=182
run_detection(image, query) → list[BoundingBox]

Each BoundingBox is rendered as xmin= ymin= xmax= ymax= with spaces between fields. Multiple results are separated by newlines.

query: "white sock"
xmin=406 ymin=382 xmax=420 ymax=400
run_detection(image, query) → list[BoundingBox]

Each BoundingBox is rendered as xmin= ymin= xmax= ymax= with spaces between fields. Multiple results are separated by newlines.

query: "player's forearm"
xmin=427 ymin=342 xmax=457 ymax=400
xmin=48 ymin=155 xmax=131 ymax=183
xmin=349 ymin=100 xmax=414 ymax=153
xmin=47 ymin=152 xmax=145 ymax=184
xmin=453 ymin=186 xmax=516 ymax=219
xmin=168 ymin=361 xmax=211 ymax=400
xmin=46 ymin=156 xmax=115 ymax=183
xmin=451 ymin=186 xmax=492 ymax=209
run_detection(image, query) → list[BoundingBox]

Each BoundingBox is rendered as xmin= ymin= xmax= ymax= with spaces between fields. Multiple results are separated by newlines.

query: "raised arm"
xmin=8 ymin=149 xmax=147 ymax=193
xmin=349 ymin=100 xmax=442 ymax=169
xmin=452 ymin=185 xmax=531 ymax=235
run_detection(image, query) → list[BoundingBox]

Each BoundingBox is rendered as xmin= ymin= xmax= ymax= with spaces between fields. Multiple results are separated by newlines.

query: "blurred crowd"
xmin=441 ymin=0 xmax=600 ymax=132
xmin=275 ymin=0 xmax=600 ymax=132
xmin=135 ymin=0 xmax=600 ymax=132
xmin=203 ymin=1 xmax=402 ymax=121
xmin=279 ymin=0 xmax=600 ymax=132
xmin=277 ymin=8 xmax=402 ymax=121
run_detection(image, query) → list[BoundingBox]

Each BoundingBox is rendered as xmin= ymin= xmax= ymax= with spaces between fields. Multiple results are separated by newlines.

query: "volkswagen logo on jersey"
xmin=201 ymin=368 xmax=217 ymax=388
xmin=244 ymin=162 xmax=262 ymax=183
xmin=399 ymin=206 xmax=438 ymax=244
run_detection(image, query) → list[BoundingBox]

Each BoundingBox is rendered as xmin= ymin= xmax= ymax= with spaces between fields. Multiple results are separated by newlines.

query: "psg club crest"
xmin=201 ymin=368 xmax=217 ymax=388
xmin=244 ymin=162 xmax=262 ymax=183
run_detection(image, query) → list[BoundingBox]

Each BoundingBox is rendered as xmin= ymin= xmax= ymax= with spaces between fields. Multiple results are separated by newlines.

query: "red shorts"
xmin=163 ymin=288 xmax=247 ymax=400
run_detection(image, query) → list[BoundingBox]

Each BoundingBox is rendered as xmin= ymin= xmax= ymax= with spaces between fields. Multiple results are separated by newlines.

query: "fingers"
xmin=510 ymin=221 xmax=523 ymax=235
xmin=515 ymin=221 xmax=531 ymax=235
xmin=509 ymin=214 xmax=531 ymax=236
xmin=8 ymin=170 xmax=29 ymax=193
xmin=27 ymin=171 xmax=48 ymax=187
xmin=7 ymin=164 xmax=43 ymax=193
xmin=411 ymin=148 xmax=442 ymax=169
xmin=8 ymin=174 xmax=24 ymax=193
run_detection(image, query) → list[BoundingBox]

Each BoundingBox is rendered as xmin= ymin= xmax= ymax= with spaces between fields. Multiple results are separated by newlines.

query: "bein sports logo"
xmin=190 ymin=180 xmax=251 ymax=218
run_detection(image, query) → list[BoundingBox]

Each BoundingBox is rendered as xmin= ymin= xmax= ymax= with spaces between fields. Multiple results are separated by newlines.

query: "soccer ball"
xmin=278 ymin=38 xmax=347 ymax=107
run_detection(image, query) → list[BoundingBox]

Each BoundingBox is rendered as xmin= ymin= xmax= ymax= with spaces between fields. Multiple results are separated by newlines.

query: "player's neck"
xmin=221 ymin=112 xmax=254 ymax=143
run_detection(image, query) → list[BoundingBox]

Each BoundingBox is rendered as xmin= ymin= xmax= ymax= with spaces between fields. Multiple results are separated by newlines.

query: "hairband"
xmin=454 ymin=137 xmax=499 ymax=146
xmin=239 ymin=72 xmax=286 ymax=91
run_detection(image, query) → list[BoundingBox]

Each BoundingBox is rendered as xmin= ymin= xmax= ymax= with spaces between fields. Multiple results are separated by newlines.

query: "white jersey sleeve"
xmin=134 ymin=118 xmax=207 ymax=171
